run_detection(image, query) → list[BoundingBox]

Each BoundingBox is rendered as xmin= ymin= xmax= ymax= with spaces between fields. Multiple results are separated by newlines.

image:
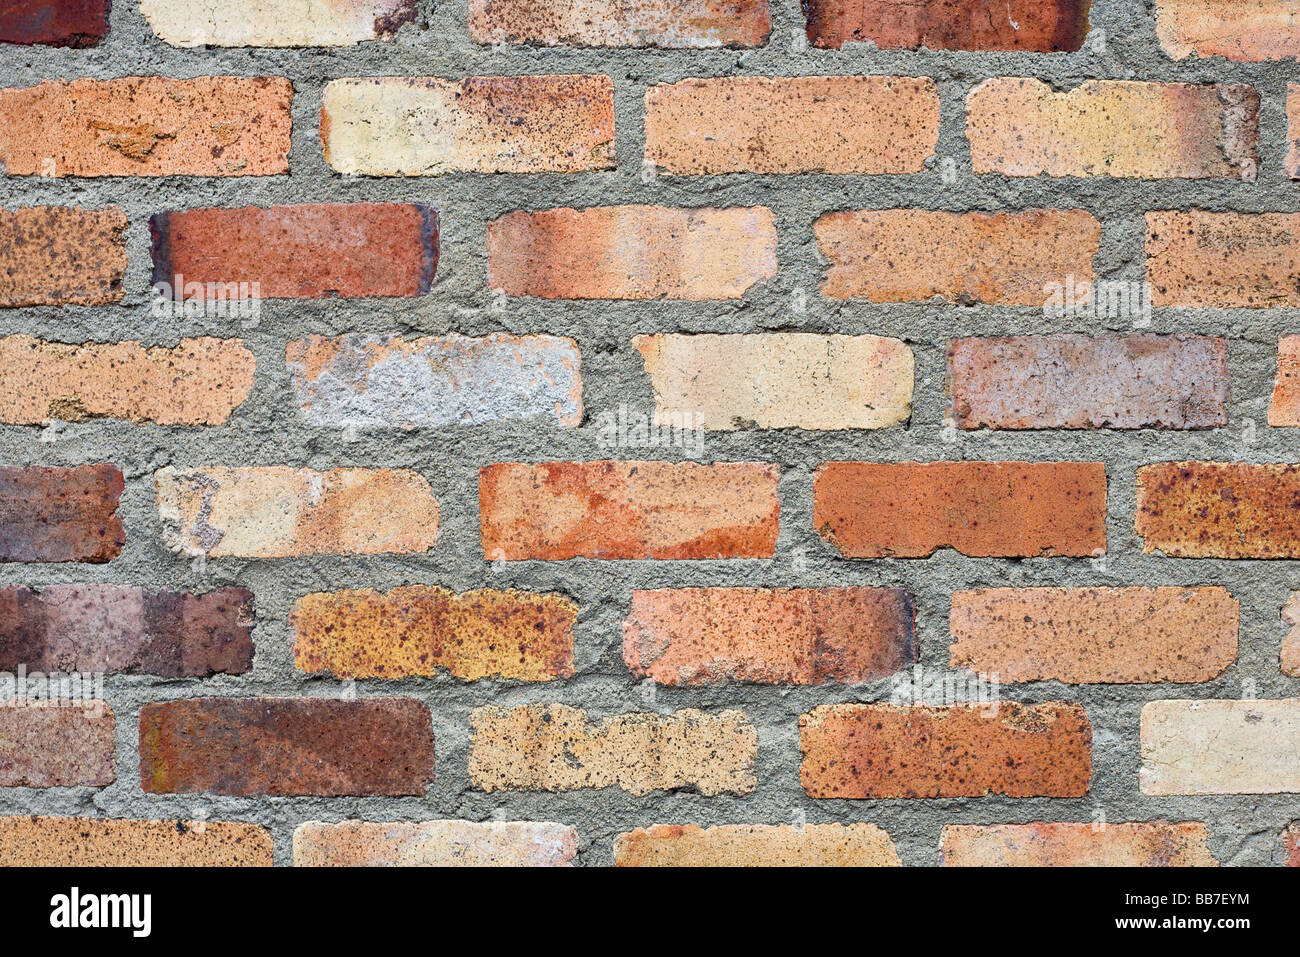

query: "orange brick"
xmin=623 ymin=587 xmax=915 ymax=685
xmin=468 ymin=0 xmax=771 ymax=48
xmin=1282 ymin=594 xmax=1300 ymax=677
xmin=1270 ymin=337 xmax=1300 ymax=426
xmin=480 ymin=461 xmax=779 ymax=560
xmin=1157 ymin=0 xmax=1300 ymax=62
xmin=804 ymin=0 xmax=1091 ymax=51
xmin=0 ymin=817 xmax=272 ymax=866
xmin=950 ymin=587 xmax=1238 ymax=683
xmin=1136 ymin=462 xmax=1300 ymax=559
xmin=813 ymin=461 xmax=1107 ymax=558
xmin=800 ymin=702 xmax=1092 ymax=799
xmin=967 ymin=79 xmax=1258 ymax=180
xmin=1289 ymin=84 xmax=1300 ymax=179
xmin=291 ymin=586 xmax=576 ymax=681
xmin=487 ymin=206 xmax=776 ymax=300
xmin=816 ymin=209 xmax=1099 ymax=305
xmin=615 ymin=823 xmax=900 ymax=866
xmin=645 ymin=76 xmax=937 ymax=174
xmin=941 ymin=823 xmax=1218 ymax=867
xmin=0 ymin=77 xmax=291 ymax=176
xmin=1286 ymin=825 xmax=1300 ymax=866
xmin=0 ymin=206 xmax=126 ymax=307
xmin=1147 ymin=212 xmax=1300 ymax=308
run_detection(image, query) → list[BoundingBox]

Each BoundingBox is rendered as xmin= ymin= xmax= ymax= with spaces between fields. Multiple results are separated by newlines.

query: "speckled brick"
xmin=0 ymin=585 xmax=254 ymax=676
xmin=286 ymin=333 xmax=582 ymax=429
xmin=155 ymin=466 xmax=440 ymax=559
xmin=1141 ymin=699 xmax=1300 ymax=794
xmin=294 ymin=820 xmax=578 ymax=866
xmin=0 ymin=207 xmax=126 ymax=308
xmin=141 ymin=0 xmax=417 ymax=46
xmin=0 ymin=817 xmax=273 ymax=866
xmin=151 ymin=203 xmax=438 ymax=300
xmin=0 ymin=465 xmax=124 ymax=563
xmin=644 ymin=76 xmax=937 ymax=174
xmin=0 ymin=77 xmax=292 ymax=176
xmin=813 ymin=461 xmax=1107 ymax=559
xmin=1157 ymin=0 xmax=1300 ymax=61
xmin=800 ymin=702 xmax=1092 ymax=799
xmin=948 ymin=335 xmax=1228 ymax=430
xmin=468 ymin=0 xmax=771 ymax=47
xmin=139 ymin=697 xmax=435 ymax=796
xmin=469 ymin=704 xmax=756 ymax=795
xmin=480 ymin=461 xmax=779 ymax=560
xmin=0 ymin=336 xmax=254 ymax=426
xmin=968 ymin=79 xmax=1258 ymax=179
xmin=1288 ymin=85 xmax=1300 ymax=178
xmin=291 ymin=586 xmax=576 ymax=681
xmin=487 ymin=206 xmax=776 ymax=300
xmin=322 ymin=75 xmax=615 ymax=175
xmin=0 ymin=0 xmax=108 ymax=46
xmin=1286 ymin=825 xmax=1300 ymax=866
xmin=804 ymin=0 xmax=1090 ymax=50
xmin=634 ymin=333 xmax=912 ymax=430
xmin=0 ymin=705 xmax=114 ymax=787
xmin=816 ymin=209 xmax=1099 ymax=305
xmin=1269 ymin=337 xmax=1300 ymax=426
xmin=940 ymin=823 xmax=1218 ymax=867
xmin=623 ymin=587 xmax=915 ymax=685
xmin=1147 ymin=212 xmax=1300 ymax=308
xmin=1282 ymin=594 xmax=1300 ymax=677
xmin=1136 ymin=462 xmax=1300 ymax=559
xmin=950 ymin=587 xmax=1238 ymax=683
xmin=615 ymin=823 xmax=900 ymax=866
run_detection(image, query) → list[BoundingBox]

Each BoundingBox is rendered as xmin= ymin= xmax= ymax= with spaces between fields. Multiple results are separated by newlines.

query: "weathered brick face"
xmin=0 ymin=0 xmax=109 ymax=47
xmin=804 ymin=0 xmax=1091 ymax=51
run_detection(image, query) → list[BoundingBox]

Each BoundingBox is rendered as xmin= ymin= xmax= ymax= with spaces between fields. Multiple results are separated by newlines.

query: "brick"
xmin=293 ymin=820 xmax=577 ymax=866
xmin=623 ymin=587 xmax=915 ymax=686
xmin=615 ymin=823 xmax=900 ymax=867
xmin=0 ymin=206 xmax=126 ymax=308
xmin=286 ymin=333 xmax=582 ymax=429
xmin=468 ymin=0 xmax=771 ymax=48
xmin=139 ymin=697 xmax=435 ymax=796
xmin=469 ymin=704 xmax=756 ymax=795
xmin=1141 ymin=699 xmax=1300 ymax=794
xmin=0 ymin=817 xmax=272 ymax=866
xmin=813 ymin=461 xmax=1107 ymax=559
xmin=0 ymin=77 xmax=292 ymax=177
xmin=0 ymin=585 xmax=254 ymax=677
xmin=1147 ymin=212 xmax=1300 ymax=308
xmin=1157 ymin=0 xmax=1300 ymax=62
xmin=815 ymin=209 xmax=1099 ymax=305
xmin=967 ymin=79 xmax=1258 ymax=180
xmin=1270 ymin=337 xmax=1300 ymax=426
xmin=644 ymin=76 xmax=938 ymax=174
xmin=1289 ymin=85 xmax=1300 ymax=179
xmin=487 ymin=206 xmax=776 ymax=300
xmin=0 ymin=705 xmax=114 ymax=787
xmin=804 ymin=0 xmax=1090 ymax=51
xmin=949 ymin=587 xmax=1238 ymax=684
xmin=0 ymin=336 xmax=254 ymax=426
xmin=0 ymin=0 xmax=108 ymax=46
xmin=322 ymin=75 xmax=615 ymax=175
xmin=291 ymin=586 xmax=576 ymax=681
xmin=940 ymin=823 xmax=1218 ymax=867
xmin=141 ymin=0 xmax=417 ymax=46
xmin=1135 ymin=462 xmax=1300 ymax=559
xmin=151 ymin=203 xmax=438 ymax=301
xmin=0 ymin=465 xmax=124 ymax=564
xmin=1282 ymin=594 xmax=1300 ymax=677
xmin=480 ymin=461 xmax=779 ymax=560
xmin=948 ymin=335 xmax=1228 ymax=431
xmin=1287 ymin=825 xmax=1300 ymax=866
xmin=634 ymin=333 xmax=912 ymax=431
xmin=155 ymin=466 xmax=440 ymax=559
xmin=800 ymin=702 xmax=1092 ymax=799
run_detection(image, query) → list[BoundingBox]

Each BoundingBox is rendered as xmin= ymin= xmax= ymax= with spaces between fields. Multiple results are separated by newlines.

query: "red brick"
xmin=487 ymin=206 xmax=776 ymax=300
xmin=1147 ymin=211 xmax=1300 ymax=308
xmin=0 ymin=0 xmax=109 ymax=46
xmin=800 ymin=702 xmax=1092 ymax=798
xmin=0 ymin=465 xmax=124 ymax=563
xmin=139 ymin=698 xmax=435 ymax=796
xmin=480 ymin=461 xmax=780 ymax=560
xmin=151 ymin=203 xmax=439 ymax=301
xmin=804 ymin=0 xmax=1090 ymax=51
xmin=813 ymin=461 xmax=1106 ymax=559
xmin=1269 ymin=337 xmax=1300 ymax=427
xmin=1286 ymin=825 xmax=1300 ymax=866
xmin=0 ymin=77 xmax=292 ymax=177
xmin=947 ymin=335 xmax=1228 ymax=430
xmin=468 ymin=0 xmax=771 ymax=48
xmin=1136 ymin=462 xmax=1300 ymax=559
xmin=623 ymin=587 xmax=914 ymax=685
xmin=0 ymin=705 xmax=114 ymax=787
xmin=0 ymin=206 xmax=126 ymax=308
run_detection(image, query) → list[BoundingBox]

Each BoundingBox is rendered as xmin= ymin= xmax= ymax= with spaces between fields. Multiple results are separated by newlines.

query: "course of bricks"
xmin=2 ymin=0 xmax=1300 ymax=867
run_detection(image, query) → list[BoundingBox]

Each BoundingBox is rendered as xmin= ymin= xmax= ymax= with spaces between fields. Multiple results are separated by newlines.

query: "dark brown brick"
xmin=0 ymin=0 xmax=109 ymax=47
xmin=804 ymin=0 xmax=1090 ymax=51
xmin=0 ymin=465 xmax=124 ymax=563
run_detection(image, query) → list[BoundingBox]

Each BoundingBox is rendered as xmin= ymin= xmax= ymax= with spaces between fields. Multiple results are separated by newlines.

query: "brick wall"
xmin=1 ymin=0 xmax=1299 ymax=867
